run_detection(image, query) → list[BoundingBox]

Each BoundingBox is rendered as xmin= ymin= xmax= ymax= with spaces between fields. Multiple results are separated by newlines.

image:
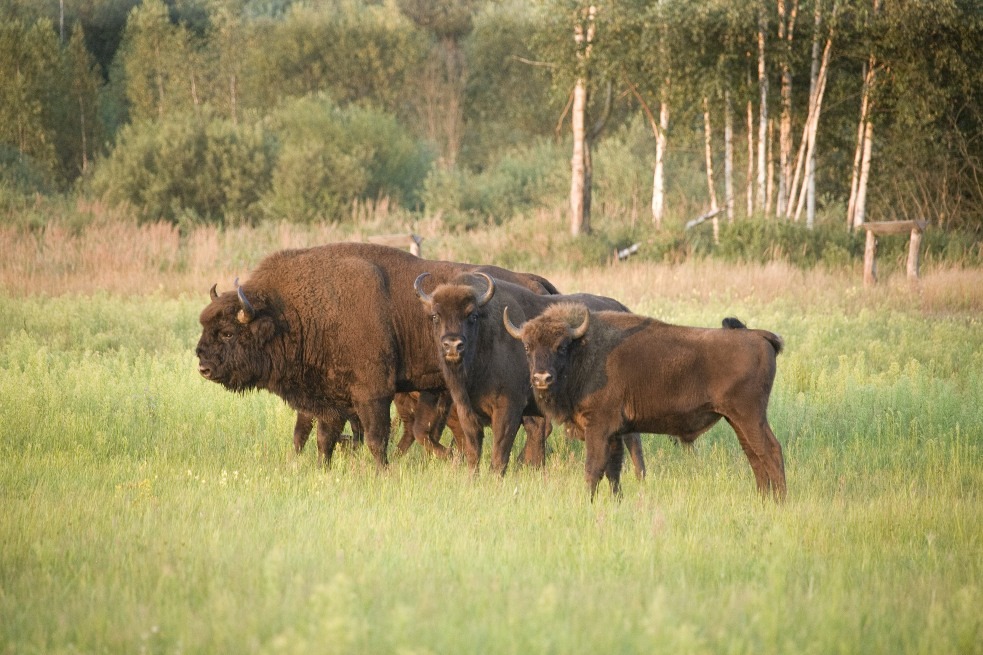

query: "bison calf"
xmin=505 ymin=303 xmax=786 ymax=501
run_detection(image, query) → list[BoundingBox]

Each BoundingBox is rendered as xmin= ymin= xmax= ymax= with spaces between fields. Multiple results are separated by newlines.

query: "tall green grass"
xmin=1 ymin=277 xmax=981 ymax=653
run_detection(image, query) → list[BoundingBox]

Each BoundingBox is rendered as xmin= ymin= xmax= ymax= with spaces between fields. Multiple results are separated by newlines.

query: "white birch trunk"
xmin=570 ymin=78 xmax=587 ymax=236
xmin=746 ymin=84 xmax=754 ymax=217
xmin=848 ymin=0 xmax=880 ymax=230
xmin=776 ymin=0 xmax=799 ymax=219
xmin=854 ymin=117 xmax=874 ymax=228
xmin=652 ymin=98 xmax=669 ymax=228
xmin=756 ymin=7 xmax=768 ymax=213
xmin=724 ymin=90 xmax=735 ymax=223
xmin=703 ymin=97 xmax=720 ymax=243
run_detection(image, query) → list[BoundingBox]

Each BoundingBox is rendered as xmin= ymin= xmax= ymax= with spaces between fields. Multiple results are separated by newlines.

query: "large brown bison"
xmin=504 ymin=303 xmax=786 ymax=501
xmin=414 ymin=272 xmax=646 ymax=478
xmin=196 ymin=242 xmax=557 ymax=467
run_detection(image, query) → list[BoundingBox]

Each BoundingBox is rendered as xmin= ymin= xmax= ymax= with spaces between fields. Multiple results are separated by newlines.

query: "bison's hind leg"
xmin=724 ymin=414 xmax=786 ymax=502
xmin=604 ymin=436 xmax=627 ymax=497
xmin=624 ymin=432 xmax=646 ymax=481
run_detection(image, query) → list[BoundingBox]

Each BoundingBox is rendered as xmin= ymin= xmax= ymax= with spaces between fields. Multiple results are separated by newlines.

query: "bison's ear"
xmin=249 ymin=316 xmax=276 ymax=345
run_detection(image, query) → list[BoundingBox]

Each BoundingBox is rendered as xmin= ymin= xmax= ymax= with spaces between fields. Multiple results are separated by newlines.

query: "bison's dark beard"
xmin=532 ymin=385 xmax=574 ymax=424
xmin=438 ymin=355 xmax=484 ymax=438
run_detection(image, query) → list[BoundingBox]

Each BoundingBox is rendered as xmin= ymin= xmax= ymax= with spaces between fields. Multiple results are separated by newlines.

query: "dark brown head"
xmin=195 ymin=279 xmax=279 ymax=392
xmin=415 ymin=272 xmax=495 ymax=367
xmin=504 ymin=302 xmax=589 ymax=394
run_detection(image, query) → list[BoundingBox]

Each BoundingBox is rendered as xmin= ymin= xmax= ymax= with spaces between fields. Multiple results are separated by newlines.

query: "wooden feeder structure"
xmin=368 ymin=233 xmax=424 ymax=257
xmin=862 ymin=220 xmax=927 ymax=286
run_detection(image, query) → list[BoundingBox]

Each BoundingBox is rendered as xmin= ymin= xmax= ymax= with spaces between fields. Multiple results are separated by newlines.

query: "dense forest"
xmin=2 ymin=0 xmax=982 ymax=250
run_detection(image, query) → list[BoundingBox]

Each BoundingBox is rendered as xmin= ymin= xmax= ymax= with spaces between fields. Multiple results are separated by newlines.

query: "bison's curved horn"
xmin=209 ymin=284 xmax=219 ymax=301
xmin=502 ymin=306 xmax=524 ymax=340
xmin=414 ymin=273 xmax=433 ymax=304
xmin=473 ymin=272 xmax=495 ymax=307
xmin=570 ymin=309 xmax=590 ymax=340
xmin=235 ymin=277 xmax=255 ymax=323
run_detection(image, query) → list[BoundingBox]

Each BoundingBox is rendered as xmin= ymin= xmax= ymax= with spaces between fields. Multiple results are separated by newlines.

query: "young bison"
xmin=504 ymin=303 xmax=786 ymax=501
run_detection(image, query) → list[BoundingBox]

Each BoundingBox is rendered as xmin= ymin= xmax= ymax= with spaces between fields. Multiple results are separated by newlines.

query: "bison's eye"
xmin=220 ymin=329 xmax=235 ymax=341
xmin=430 ymin=314 xmax=439 ymax=325
xmin=557 ymin=343 xmax=568 ymax=355
xmin=468 ymin=312 xmax=479 ymax=324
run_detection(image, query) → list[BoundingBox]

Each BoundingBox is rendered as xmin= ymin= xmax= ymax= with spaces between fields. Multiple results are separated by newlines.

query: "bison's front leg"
xmin=519 ymin=417 xmax=552 ymax=467
xmin=355 ymin=398 xmax=392 ymax=469
xmin=293 ymin=412 xmax=315 ymax=453
xmin=583 ymin=429 xmax=610 ymax=501
xmin=315 ymin=410 xmax=348 ymax=467
xmin=489 ymin=408 xmax=523 ymax=476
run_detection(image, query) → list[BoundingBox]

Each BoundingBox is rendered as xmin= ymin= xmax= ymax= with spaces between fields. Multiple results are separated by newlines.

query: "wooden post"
xmin=863 ymin=229 xmax=877 ymax=286
xmin=860 ymin=220 xmax=926 ymax=286
xmin=907 ymin=226 xmax=923 ymax=281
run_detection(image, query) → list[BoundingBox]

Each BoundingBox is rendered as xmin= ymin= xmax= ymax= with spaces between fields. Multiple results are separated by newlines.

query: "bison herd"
xmin=196 ymin=242 xmax=786 ymax=501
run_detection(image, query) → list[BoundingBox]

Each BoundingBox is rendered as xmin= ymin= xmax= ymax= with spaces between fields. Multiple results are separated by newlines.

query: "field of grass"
xmin=1 ymin=222 xmax=981 ymax=653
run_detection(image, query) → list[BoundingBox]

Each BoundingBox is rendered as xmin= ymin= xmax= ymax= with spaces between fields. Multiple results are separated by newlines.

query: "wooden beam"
xmin=368 ymin=234 xmax=423 ymax=257
xmin=862 ymin=220 xmax=927 ymax=236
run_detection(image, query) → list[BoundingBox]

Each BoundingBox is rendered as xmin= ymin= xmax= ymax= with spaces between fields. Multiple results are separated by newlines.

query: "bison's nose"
xmin=532 ymin=371 xmax=553 ymax=389
xmin=198 ymin=364 xmax=212 ymax=379
xmin=441 ymin=336 xmax=465 ymax=360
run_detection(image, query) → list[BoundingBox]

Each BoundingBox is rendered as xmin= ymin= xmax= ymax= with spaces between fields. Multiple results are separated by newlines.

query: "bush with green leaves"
xmin=90 ymin=111 xmax=276 ymax=225
xmin=422 ymin=138 xmax=566 ymax=229
xmin=261 ymin=96 xmax=432 ymax=223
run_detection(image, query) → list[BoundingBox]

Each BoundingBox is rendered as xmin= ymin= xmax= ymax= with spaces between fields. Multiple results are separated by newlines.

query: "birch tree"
xmin=775 ymin=0 xmax=799 ymax=218
xmin=847 ymin=0 xmax=880 ymax=230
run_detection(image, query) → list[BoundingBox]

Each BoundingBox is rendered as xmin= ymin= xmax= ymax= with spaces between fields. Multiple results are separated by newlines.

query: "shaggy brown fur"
xmin=196 ymin=243 xmax=558 ymax=467
xmin=508 ymin=303 xmax=786 ymax=501
xmin=416 ymin=273 xmax=646 ymax=479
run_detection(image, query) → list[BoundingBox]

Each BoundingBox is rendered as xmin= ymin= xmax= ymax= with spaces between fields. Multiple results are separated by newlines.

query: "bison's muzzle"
xmin=441 ymin=336 xmax=466 ymax=363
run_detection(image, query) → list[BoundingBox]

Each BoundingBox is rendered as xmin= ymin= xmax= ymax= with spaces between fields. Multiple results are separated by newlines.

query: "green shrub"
xmin=422 ymin=139 xmax=566 ymax=229
xmin=261 ymin=96 xmax=432 ymax=223
xmin=89 ymin=111 xmax=276 ymax=225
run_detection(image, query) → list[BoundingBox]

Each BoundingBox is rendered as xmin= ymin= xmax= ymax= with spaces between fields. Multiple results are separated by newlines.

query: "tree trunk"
xmin=854 ymin=115 xmax=874 ymax=228
xmin=756 ymin=6 xmax=768 ymax=213
xmin=569 ymin=4 xmax=597 ymax=237
xmin=703 ymin=96 xmax=720 ymax=243
xmin=776 ymin=0 xmax=799 ymax=219
xmin=724 ymin=89 xmax=734 ymax=223
xmin=746 ymin=86 xmax=755 ymax=217
xmin=570 ymin=78 xmax=588 ymax=236
xmin=650 ymin=97 xmax=669 ymax=229
xmin=848 ymin=0 xmax=880 ymax=230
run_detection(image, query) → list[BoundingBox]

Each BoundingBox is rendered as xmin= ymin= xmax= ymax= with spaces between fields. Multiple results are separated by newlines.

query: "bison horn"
xmin=209 ymin=284 xmax=219 ymax=301
xmin=473 ymin=272 xmax=495 ymax=307
xmin=235 ymin=277 xmax=255 ymax=323
xmin=414 ymin=273 xmax=433 ymax=304
xmin=502 ymin=306 xmax=524 ymax=340
xmin=570 ymin=308 xmax=590 ymax=340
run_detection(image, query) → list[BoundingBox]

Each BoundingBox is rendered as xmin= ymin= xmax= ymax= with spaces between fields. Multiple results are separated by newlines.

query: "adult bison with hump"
xmin=195 ymin=242 xmax=557 ymax=467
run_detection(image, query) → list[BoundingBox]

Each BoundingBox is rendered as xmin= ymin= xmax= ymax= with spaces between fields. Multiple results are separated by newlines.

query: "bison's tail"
xmin=762 ymin=331 xmax=784 ymax=355
xmin=725 ymin=317 xmax=783 ymax=355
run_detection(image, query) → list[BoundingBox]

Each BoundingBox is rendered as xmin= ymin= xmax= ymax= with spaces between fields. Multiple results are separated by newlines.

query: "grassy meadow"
xmin=1 ymin=221 xmax=981 ymax=654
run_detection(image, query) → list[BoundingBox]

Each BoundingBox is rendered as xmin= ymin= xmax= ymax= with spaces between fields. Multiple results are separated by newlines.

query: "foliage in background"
xmin=1 ymin=0 xmax=983 ymax=239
